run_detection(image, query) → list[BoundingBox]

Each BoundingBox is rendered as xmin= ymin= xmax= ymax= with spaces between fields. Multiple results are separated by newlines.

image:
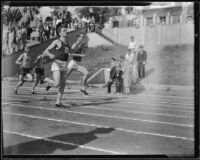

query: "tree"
xmin=125 ymin=7 xmax=133 ymax=14
xmin=2 ymin=6 xmax=40 ymax=27
xmin=2 ymin=6 xmax=22 ymax=26
xmin=75 ymin=7 xmax=91 ymax=18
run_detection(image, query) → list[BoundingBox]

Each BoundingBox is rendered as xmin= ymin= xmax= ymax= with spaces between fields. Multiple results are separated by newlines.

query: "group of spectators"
xmin=2 ymin=22 xmax=33 ymax=56
xmin=2 ymin=10 xmax=103 ymax=57
xmin=106 ymin=36 xmax=147 ymax=95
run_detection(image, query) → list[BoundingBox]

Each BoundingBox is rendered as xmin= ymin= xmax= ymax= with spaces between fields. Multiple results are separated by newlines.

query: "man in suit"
xmin=107 ymin=60 xmax=123 ymax=94
xmin=137 ymin=44 xmax=147 ymax=79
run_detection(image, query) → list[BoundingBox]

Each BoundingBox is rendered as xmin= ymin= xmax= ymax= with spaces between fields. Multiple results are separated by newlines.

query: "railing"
xmin=95 ymin=29 xmax=117 ymax=45
xmin=2 ymin=27 xmax=86 ymax=78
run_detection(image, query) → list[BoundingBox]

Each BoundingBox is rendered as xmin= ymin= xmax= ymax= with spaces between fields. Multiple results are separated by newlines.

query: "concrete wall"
xmin=2 ymin=27 xmax=86 ymax=77
xmin=102 ymin=23 xmax=194 ymax=49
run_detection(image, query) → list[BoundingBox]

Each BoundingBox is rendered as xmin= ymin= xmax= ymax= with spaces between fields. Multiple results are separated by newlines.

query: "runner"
xmin=30 ymin=52 xmax=47 ymax=94
xmin=14 ymin=46 xmax=33 ymax=94
xmin=67 ymin=33 xmax=89 ymax=95
xmin=43 ymin=24 xmax=71 ymax=107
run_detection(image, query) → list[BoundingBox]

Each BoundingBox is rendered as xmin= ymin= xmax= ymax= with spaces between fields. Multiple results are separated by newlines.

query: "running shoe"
xmin=31 ymin=90 xmax=36 ymax=94
xmin=46 ymin=84 xmax=52 ymax=91
xmin=55 ymin=103 xmax=63 ymax=107
xmin=80 ymin=89 xmax=89 ymax=95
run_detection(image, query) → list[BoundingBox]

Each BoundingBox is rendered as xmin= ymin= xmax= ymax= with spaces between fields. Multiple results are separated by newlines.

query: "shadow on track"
xmin=4 ymin=127 xmax=115 ymax=155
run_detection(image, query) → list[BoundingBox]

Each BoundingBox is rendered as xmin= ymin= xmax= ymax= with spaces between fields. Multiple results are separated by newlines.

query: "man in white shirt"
xmin=128 ymin=36 xmax=138 ymax=53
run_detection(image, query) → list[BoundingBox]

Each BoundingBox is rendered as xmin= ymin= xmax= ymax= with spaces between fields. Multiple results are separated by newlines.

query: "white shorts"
xmin=51 ymin=60 xmax=68 ymax=72
xmin=68 ymin=60 xmax=80 ymax=70
xmin=68 ymin=60 xmax=88 ymax=74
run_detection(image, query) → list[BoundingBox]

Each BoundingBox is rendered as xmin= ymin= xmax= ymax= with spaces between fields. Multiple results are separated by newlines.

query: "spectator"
xmin=107 ymin=60 xmax=123 ymax=94
xmin=26 ymin=23 xmax=33 ymax=40
xmin=128 ymin=36 xmax=138 ymax=53
xmin=8 ymin=26 xmax=16 ymax=55
xmin=52 ymin=16 xmax=57 ymax=37
xmin=56 ymin=17 xmax=62 ymax=36
xmin=43 ymin=22 xmax=51 ymax=40
xmin=38 ymin=20 xmax=44 ymax=43
xmin=137 ymin=44 xmax=147 ymax=80
xmin=66 ymin=11 xmax=72 ymax=28
xmin=2 ymin=27 xmax=9 ymax=56
xmin=16 ymin=25 xmax=23 ymax=51
xmin=21 ymin=23 xmax=27 ymax=50
xmin=123 ymin=49 xmax=134 ymax=95
xmin=115 ymin=63 xmax=124 ymax=94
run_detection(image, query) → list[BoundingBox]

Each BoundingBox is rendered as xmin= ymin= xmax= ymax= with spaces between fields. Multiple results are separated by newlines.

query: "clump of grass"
xmin=157 ymin=44 xmax=194 ymax=85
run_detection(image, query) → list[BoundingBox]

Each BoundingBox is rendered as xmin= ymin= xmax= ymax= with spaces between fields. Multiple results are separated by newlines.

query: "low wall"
xmin=2 ymin=27 xmax=86 ymax=77
xmin=102 ymin=23 xmax=194 ymax=49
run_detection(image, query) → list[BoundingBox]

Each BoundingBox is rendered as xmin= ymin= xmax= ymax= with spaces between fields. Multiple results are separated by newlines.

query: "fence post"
xmin=179 ymin=22 xmax=182 ymax=46
xmin=161 ymin=24 xmax=162 ymax=47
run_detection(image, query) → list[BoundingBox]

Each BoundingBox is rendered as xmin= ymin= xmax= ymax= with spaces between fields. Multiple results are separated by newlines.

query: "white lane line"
xmin=3 ymin=103 xmax=194 ymax=127
xmin=2 ymin=96 xmax=194 ymax=114
xmin=3 ymin=130 xmax=122 ymax=154
xmin=3 ymin=112 xmax=194 ymax=141
xmin=4 ymin=85 xmax=194 ymax=101
xmin=2 ymin=97 xmax=194 ymax=119
xmin=3 ymin=89 xmax=194 ymax=106
xmin=2 ymin=93 xmax=194 ymax=111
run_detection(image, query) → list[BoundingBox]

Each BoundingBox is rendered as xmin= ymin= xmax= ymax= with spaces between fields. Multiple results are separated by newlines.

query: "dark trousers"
xmin=107 ymin=78 xmax=123 ymax=93
xmin=138 ymin=62 xmax=145 ymax=78
xmin=39 ymin=32 xmax=44 ymax=43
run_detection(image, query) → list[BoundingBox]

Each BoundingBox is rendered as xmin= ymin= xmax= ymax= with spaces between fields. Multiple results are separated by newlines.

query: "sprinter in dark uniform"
xmin=67 ymin=33 xmax=89 ymax=95
xmin=15 ymin=47 xmax=33 ymax=94
xmin=31 ymin=53 xmax=47 ymax=94
xmin=43 ymin=24 xmax=71 ymax=107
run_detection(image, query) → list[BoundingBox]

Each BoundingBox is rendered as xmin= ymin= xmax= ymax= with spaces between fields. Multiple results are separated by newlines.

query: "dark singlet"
xmin=35 ymin=56 xmax=45 ymax=75
xmin=50 ymin=39 xmax=70 ymax=61
xmin=73 ymin=43 xmax=84 ymax=62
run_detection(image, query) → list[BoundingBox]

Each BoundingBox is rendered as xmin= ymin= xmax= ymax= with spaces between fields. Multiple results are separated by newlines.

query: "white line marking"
xmin=2 ymin=96 xmax=194 ymax=115
xmin=3 ymin=112 xmax=194 ymax=141
xmin=2 ymin=92 xmax=194 ymax=110
xmin=3 ymin=130 xmax=122 ymax=154
xmin=3 ymin=103 xmax=194 ymax=127
xmin=4 ymin=85 xmax=194 ymax=101
xmin=2 ymin=97 xmax=194 ymax=119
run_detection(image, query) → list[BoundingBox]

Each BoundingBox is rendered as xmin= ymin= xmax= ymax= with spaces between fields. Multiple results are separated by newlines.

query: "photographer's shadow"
xmin=4 ymin=127 xmax=115 ymax=155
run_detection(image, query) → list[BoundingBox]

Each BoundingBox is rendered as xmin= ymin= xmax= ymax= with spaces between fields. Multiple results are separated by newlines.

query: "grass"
xmin=148 ymin=44 xmax=194 ymax=85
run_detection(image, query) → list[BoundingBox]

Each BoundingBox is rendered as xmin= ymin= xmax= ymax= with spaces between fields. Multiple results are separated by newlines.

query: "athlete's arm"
xmin=43 ymin=40 xmax=58 ymax=59
xmin=71 ymin=42 xmax=79 ymax=51
xmin=32 ymin=56 xmax=41 ymax=68
xmin=15 ymin=54 xmax=24 ymax=65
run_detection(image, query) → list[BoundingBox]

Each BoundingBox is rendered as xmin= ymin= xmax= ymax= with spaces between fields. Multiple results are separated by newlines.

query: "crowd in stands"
xmin=2 ymin=9 xmax=103 ymax=57
xmin=2 ymin=22 xmax=33 ymax=56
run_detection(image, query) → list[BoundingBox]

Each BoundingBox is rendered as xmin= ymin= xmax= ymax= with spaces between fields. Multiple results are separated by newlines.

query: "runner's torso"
xmin=50 ymin=39 xmax=70 ymax=61
xmin=21 ymin=53 xmax=31 ymax=68
xmin=73 ymin=43 xmax=84 ymax=62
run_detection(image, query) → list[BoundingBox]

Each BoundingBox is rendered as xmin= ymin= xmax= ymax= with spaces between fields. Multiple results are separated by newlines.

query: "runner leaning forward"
xmin=43 ymin=24 xmax=71 ymax=107
xmin=15 ymin=46 xmax=33 ymax=94
xmin=67 ymin=33 xmax=89 ymax=95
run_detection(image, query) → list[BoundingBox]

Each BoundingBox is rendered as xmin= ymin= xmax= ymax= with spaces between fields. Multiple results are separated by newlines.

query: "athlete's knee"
xmin=58 ymin=85 xmax=65 ymax=93
xmin=54 ymin=82 xmax=61 ymax=88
